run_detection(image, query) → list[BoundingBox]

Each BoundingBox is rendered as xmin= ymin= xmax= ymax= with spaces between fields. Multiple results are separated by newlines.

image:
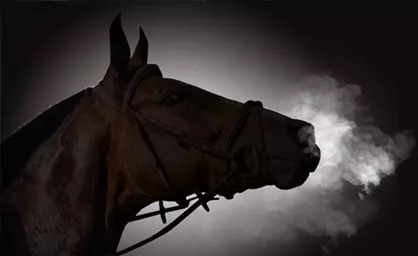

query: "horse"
xmin=0 ymin=14 xmax=321 ymax=256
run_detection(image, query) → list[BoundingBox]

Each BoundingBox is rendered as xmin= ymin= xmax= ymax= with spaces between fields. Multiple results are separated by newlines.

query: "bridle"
xmin=96 ymin=64 xmax=269 ymax=256
xmin=95 ymin=64 xmax=268 ymax=255
xmin=0 ymin=62 xmax=283 ymax=256
xmin=0 ymin=63 xmax=268 ymax=256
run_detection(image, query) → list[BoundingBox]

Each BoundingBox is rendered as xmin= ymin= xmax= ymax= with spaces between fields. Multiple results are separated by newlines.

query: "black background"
xmin=1 ymin=1 xmax=417 ymax=255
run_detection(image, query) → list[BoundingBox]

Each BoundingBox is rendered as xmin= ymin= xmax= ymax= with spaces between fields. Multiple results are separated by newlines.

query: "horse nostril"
xmin=300 ymin=127 xmax=315 ymax=146
xmin=288 ymin=119 xmax=316 ymax=146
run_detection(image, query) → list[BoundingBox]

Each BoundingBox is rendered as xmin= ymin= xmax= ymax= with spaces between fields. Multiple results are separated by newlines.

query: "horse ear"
xmin=109 ymin=13 xmax=131 ymax=75
xmin=129 ymin=26 xmax=148 ymax=67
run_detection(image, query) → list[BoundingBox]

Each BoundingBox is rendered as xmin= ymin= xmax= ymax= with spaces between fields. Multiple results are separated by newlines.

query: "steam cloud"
xmin=121 ymin=75 xmax=415 ymax=255
xmin=254 ymin=75 xmax=416 ymax=250
xmin=287 ymin=75 xmax=415 ymax=193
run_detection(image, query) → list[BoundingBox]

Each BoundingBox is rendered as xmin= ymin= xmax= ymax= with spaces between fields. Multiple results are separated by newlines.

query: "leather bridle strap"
xmin=95 ymin=64 xmax=266 ymax=256
xmin=122 ymin=65 xmax=189 ymax=208
xmin=107 ymin=100 xmax=263 ymax=256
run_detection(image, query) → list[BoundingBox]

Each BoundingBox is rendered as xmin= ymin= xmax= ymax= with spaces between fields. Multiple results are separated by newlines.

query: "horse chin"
xmin=224 ymin=194 xmax=234 ymax=200
xmin=268 ymin=157 xmax=298 ymax=188
xmin=218 ymin=190 xmax=235 ymax=200
xmin=277 ymin=170 xmax=310 ymax=190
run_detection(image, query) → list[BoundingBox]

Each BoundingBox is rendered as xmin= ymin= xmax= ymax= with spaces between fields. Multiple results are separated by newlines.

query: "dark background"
xmin=1 ymin=1 xmax=417 ymax=255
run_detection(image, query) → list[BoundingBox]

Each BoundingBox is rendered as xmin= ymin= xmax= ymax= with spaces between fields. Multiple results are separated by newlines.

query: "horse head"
xmin=0 ymin=14 xmax=322 ymax=256
xmin=97 ymin=14 xmax=321 ymax=219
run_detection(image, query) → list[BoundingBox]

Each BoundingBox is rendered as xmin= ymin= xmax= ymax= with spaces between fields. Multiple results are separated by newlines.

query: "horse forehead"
xmin=133 ymin=79 xmax=200 ymax=102
xmin=133 ymin=77 xmax=178 ymax=94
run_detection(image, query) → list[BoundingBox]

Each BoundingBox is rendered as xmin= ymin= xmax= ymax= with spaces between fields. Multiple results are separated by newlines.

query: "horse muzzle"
xmin=269 ymin=119 xmax=321 ymax=189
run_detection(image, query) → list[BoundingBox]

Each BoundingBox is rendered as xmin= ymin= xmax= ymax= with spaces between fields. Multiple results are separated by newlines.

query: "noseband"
xmin=95 ymin=64 xmax=267 ymax=256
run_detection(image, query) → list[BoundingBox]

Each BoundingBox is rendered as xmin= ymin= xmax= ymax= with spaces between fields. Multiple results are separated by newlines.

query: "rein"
xmin=95 ymin=64 xmax=268 ymax=256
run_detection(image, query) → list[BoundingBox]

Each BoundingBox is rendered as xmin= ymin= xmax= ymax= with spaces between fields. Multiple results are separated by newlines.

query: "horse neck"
xmin=3 ymin=96 xmax=125 ymax=255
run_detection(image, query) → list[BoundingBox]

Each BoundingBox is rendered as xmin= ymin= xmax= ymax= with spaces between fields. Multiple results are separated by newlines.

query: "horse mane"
xmin=1 ymin=88 xmax=93 ymax=194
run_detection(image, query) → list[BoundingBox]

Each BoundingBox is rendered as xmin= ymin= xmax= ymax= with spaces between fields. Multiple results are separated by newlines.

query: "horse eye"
xmin=161 ymin=92 xmax=183 ymax=107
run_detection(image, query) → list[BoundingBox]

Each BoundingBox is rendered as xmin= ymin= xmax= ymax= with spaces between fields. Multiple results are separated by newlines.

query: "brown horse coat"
xmin=0 ymin=14 xmax=320 ymax=256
